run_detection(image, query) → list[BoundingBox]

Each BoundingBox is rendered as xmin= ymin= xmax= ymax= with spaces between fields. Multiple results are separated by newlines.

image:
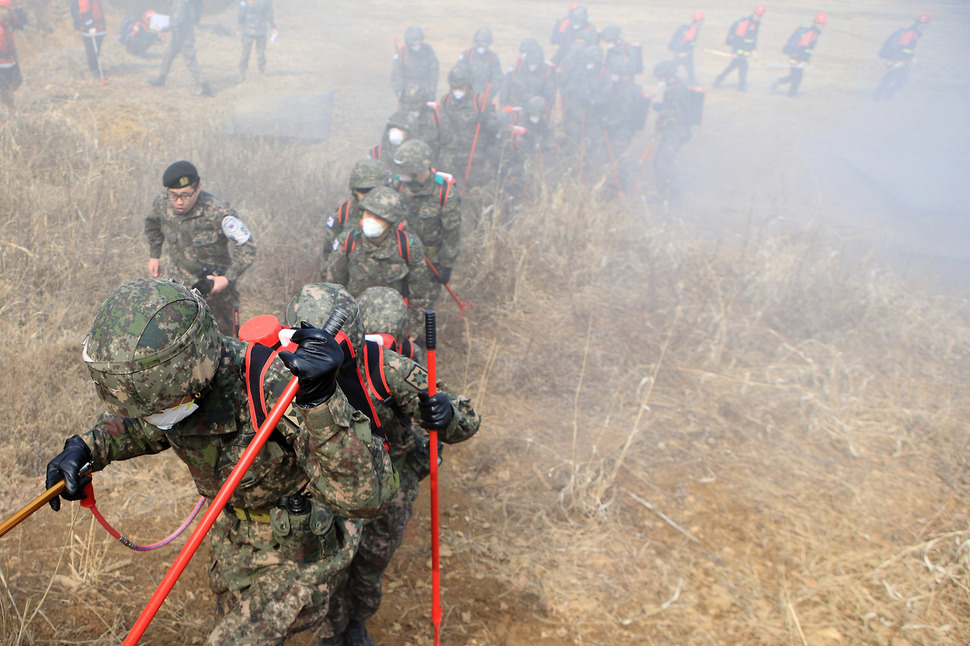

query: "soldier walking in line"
xmin=148 ymin=0 xmax=213 ymax=96
xmin=713 ymin=5 xmax=765 ymax=92
xmin=392 ymin=25 xmax=439 ymax=101
xmin=237 ymin=0 xmax=276 ymax=82
xmin=773 ymin=13 xmax=826 ymax=98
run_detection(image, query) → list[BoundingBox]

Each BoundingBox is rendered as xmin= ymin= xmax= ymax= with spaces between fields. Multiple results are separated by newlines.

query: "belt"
xmin=229 ymin=506 xmax=272 ymax=524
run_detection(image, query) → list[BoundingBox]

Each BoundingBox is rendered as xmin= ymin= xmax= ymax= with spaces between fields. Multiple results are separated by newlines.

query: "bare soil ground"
xmin=1 ymin=1 xmax=969 ymax=645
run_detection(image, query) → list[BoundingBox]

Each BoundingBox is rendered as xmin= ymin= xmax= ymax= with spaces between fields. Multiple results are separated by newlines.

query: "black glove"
xmin=418 ymin=391 xmax=454 ymax=431
xmin=278 ymin=322 xmax=344 ymax=408
xmin=45 ymin=435 xmax=92 ymax=512
xmin=192 ymin=276 xmax=214 ymax=296
xmin=432 ymin=264 xmax=452 ymax=285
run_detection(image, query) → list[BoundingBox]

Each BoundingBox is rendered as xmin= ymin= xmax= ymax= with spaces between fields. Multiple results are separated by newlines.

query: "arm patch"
xmin=404 ymin=364 xmax=429 ymax=390
xmin=222 ymin=215 xmax=252 ymax=244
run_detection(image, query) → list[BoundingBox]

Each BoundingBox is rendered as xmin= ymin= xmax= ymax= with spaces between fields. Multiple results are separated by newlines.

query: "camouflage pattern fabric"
xmin=438 ymin=92 xmax=497 ymax=185
xmin=457 ymin=47 xmax=503 ymax=96
xmin=399 ymin=102 xmax=443 ymax=166
xmin=327 ymin=226 xmax=433 ymax=315
xmin=76 ymin=335 xmax=400 ymax=642
xmin=321 ymin=194 xmax=361 ymax=275
xmin=357 ymin=286 xmax=409 ymax=345
xmin=397 ymin=171 xmax=461 ymax=274
xmin=391 ymin=42 xmax=439 ymax=101
xmin=238 ymin=0 xmax=274 ymax=37
xmin=501 ymin=60 xmax=556 ymax=110
xmin=156 ymin=0 xmax=208 ymax=85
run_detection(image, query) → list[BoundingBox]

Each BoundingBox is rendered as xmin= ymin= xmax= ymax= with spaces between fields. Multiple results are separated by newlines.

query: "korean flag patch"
xmin=222 ymin=216 xmax=251 ymax=245
xmin=326 ymin=216 xmax=335 ymax=228
xmin=331 ymin=238 xmax=340 ymax=252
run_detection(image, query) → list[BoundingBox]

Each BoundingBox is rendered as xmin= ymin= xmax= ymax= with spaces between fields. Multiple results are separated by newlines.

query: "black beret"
xmin=162 ymin=160 xmax=199 ymax=189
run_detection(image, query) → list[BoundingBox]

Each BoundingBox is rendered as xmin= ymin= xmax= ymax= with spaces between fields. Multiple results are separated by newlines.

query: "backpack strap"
xmin=364 ymin=340 xmax=394 ymax=402
xmin=333 ymin=331 xmax=385 ymax=436
xmin=395 ymin=227 xmax=412 ymax=263
xmin=244 ymin=341 xmax=292 ymax=448
xmin=343 ymin=230 xmax=358 ymax=256
xmin=337 ymin=200 xmax=351 ymax=225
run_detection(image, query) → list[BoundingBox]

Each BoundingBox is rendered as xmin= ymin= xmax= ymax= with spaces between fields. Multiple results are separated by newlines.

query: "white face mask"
xmin=586 ymin=63 xmax=596 ymax=71
xmin=144 ymin=401 xmax=199 ymax=430
xmin=610 ymin=74 xmax=620 ymax=82
xmin=528 ymin=63 xmax=539 ymax=72
xmin=361 ymin=216 xmax=388 ymax=238
xmin=451 ymin=89 xmax=466 ymax=100
xmin=529 ymin=115 xmax=541 ymax=124
xmin=476 ymin=47 xmax=487 ymax=55
xmin=387 ymin=128 xmax=405 ymax=146
xmin=606 ymin=43 xmax=616 ymax=50
xmin=410 ymin=44 xmax=421 ymax=53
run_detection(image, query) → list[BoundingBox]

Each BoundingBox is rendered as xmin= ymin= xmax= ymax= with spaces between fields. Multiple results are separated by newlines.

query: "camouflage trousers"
xmin=328 ymin=463 xmax=422 ymax=625
xmin=206 ymin=511 xmax=363 ymax=645
xmin=157 ymin=35 xmax=208 ymax=85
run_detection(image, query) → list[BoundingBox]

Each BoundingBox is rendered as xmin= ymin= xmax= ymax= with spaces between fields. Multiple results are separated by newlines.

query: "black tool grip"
xmin=322 ymin=307 xmax=349 ymax=337
xmin=424 ymin=310 xmax=436 ymax=351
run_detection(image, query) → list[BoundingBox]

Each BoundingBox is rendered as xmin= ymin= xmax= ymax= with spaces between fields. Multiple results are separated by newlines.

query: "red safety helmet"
xmin=753 ymin=4 xmax=766 ymax=16
xmin=693 ymin=10 xmax=705 ymax=21
xmin=916 ymin=13 xmax=931 ymax=23
xmin=814 ymin=12 xmax=828 ymax=24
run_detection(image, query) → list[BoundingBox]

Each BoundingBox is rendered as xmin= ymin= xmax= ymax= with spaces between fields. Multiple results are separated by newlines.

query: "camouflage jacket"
xmin=145 ymin=190 xmax=257 ymax=285
xmin=321 ymin=194 xmax=361 ymax=270
xmin=169 ymin=0 xmax=199 ymax=45
xmin=366 ymin=343 xmax=480 ymax=461
xmin=238 ymin=0 xmax=275 ymax=37
xmin=457 ymin=47 xmax=502 ymax=96
xmin=406 ymin=104 xmax=443 ymax=166
xmin=391 ymin=42 xmax=439 ymax=100
xmin=502 ymin=61 xmax=556 ymax=109
xmin=80 ymin=336 xmax=398 ymax=517
xmin=656 ymin=82 xmax=693 ymax=139
xmin=602 ymin=79 xmax=645 ymax=147
xmin=327 ymin=227 xmax=433 ymax=311
xmin=397 ymin=171 xmax=461 ymax=269
xmin=438 ymin=91 xmax=497 ymax=160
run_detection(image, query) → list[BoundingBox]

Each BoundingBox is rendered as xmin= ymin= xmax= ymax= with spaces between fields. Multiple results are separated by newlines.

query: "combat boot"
xmin=317 ymin=635 xmax=346 ymax=646
xmin=344 ymin=621 xmax=375 ymax=646
xmin=147 ymin=77 xmax=165 ymax=87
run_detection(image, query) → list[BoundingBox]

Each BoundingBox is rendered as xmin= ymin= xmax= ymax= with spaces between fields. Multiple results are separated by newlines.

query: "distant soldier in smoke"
xmin=457 ymin=27 xmax=502 ymax=96
xmin=392 ymin=139 xmax=462 ymax=318
xmin=501 ymin=38 xmax=556 ymax=111
xmin=327 ymin=187 xmax=434 ymax=337
xmin=668 ymin=10 xmax=704 ymax=86
xmin=145 ymin=160 xmax=257 ymax=336
xmin=713 ymin=4 xmax=765 ymax=92
xmin=438 ymin=62 xmax=497 ymax=190
xmin=560 ymin=44 xmax=607 ymax=157
xmin=148 ymin=0 xmax=213 ymax=96
xmin=368 ymin=109 xmax=417 ymax=169
xmin=0 ymin=0 xmax=26 ymax=109
xmin=237 ymin=0 xmax=276 ymax=82
xmin=874 ymin=13 xmax=930 ymax=101
xmin=392 ymin=25 xmax=439 ymax=101
xmin=322 ymin=159 xmax=392 ymax=274
xmin=69 ymin=0 xmax=107 ymax=79
xmin=397 ymin=83 xmax=444 ymax=166
xmin=651 ymin=61 xmax=696 ymax=201
xmin=601 ymin=56 xmax=650 ymax=194
xmin=601 ymin=25 xmax=643 ymax=78
xmin=550 ymin=3 xmax=598 ymax=65
xmin=772 ymin=13 xmax=827 ymax=98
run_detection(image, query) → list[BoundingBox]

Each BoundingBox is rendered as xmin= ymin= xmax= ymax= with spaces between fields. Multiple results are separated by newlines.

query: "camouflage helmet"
xmin=525 ymin=95 xmax=548 ymax=118
xmin=607 ymin=55 xmax=634 ymax=76
xmin=348 ymin=158 xmax=391 ymax=192
xmin=523 ymin=44 xmax=545 ymax=66
xmin=399 ymin=83 xmax=427 ymax=111
xmin=601 ymin=25 xmax=621 ymax=43
xmin=386 ymin=109 xmax=417 ymax=133
xmin=653 ymin=60 xmax=677 ymax=80
xmin=448 ymin=62 xmax=474 ymax=88
xmin=519 ymin=37 xmax=539 ymax=54
xmin=357 ymin=286 xmax=409 ymax=343
xmin=285 ymin=283 xmax=364 ymax=358
xmin=82 ymin=278 xmax=222 ymax=418
xmin=359 ymin=185 xmax=406 ymax=225
xmin=569 ymin=5 xmax=588 ymax=25
xmin=392 ymin=139 xmax=433 ymax=176
xmin=473 ymin=27 xmax=493 ymax=47
xmin=404 ymin=25 xmax=424 ymax=46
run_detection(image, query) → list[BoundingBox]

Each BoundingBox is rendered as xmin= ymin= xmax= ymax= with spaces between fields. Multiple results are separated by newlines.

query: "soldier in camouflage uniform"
xmin=501 ymin=38 xmax=556 ymax=111
xmin=327 ymin=186 xmax=433 ymax=339
xmin=438 ymin=62 xmax=497 ymax=191
xmin=286 ymin=284 xmax=480 ymax=646
xmin=601 ymin=56 xmax=648 ymax=193
xmin=146 ymin=161 xmax=257 ymax=337
xmin=457 ymin=27 xmax=502 ymax=96
xmin=367 ymin=109 xmax=417 ymax=168
xmin=45 ymin=278 xmax=399 ymax=645
xmin=397 ymin=83 xmax=443 ymax=167
xmin=652 ymin=61 xmax=694 ymax=201
xmin=358 ymin=286 xmax=419 ymax=361
xmin=322 ymin=159 xmax=392 ymax=275
xmin=392 ymin=140 xmax=461 ymax=304
xmin=237 ymin=0 xmax=276 ymax=82
xmin=391 ymin=25 xmax=438 ymax=101
xmin=148 ymin=0 xmax=213 ymax=96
